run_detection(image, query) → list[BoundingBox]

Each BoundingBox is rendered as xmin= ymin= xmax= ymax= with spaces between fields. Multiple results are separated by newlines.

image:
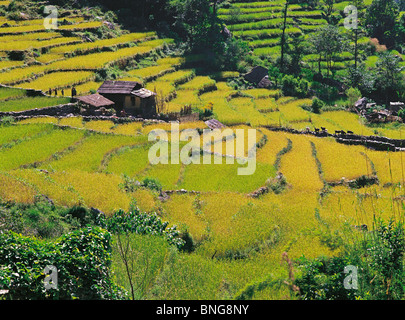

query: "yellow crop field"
xmin=35 ymin=53 xmax=66 ymax=64
xmin=179 ymin=76 xmax=216 ymax=94
xmin=50 ymin=170 xmax=132 ymax=214
xmin=84 ymin=120 xmax=116 ymax=133
xmin=72 ymin=81 xmax=103 ymax=96
xmin=280 ymin=133 xmax=324 ymax=191
xmin=242 ymin=88 xmax=281 ymax=99
xmin=127 ymin=64 xmax=175 ymax=82
xmin=49 ymin=32 xmax=156 ymax=54
xmin=2 ymin=0 xmax=405 ymax=302
xmin=0 ymin=36 xmax=82 ymax=51
xmin=163 ymin=194 xmax=208 ymax=242
xmin=0 ymin=172 xmax=37 ymax=204
xmin=312 ymin=137 xmax=372 ymax=182
xmin=256 ymin=129 xmax=289 ymax=165
xmin=17 ymin=71 xmax=95 ymax=91
xmin=367 ymin=150 xmax=405 ymax=185
xmin=0 ymin=64 xmax=47 ymax=84
xmin=112 ymin=122 xmax=143 ymax=136
xmin=58 ymin=117 xmax=85 ymax=128
xmin=0 ymin=60 xmax=25 ymax=70
xmin=44 ymin=45 xmax=155 ymax=71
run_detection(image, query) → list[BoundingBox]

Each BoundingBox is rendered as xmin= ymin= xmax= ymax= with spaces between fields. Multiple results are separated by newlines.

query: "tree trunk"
xmin=280 ymin=0 xmax=289 ymax=71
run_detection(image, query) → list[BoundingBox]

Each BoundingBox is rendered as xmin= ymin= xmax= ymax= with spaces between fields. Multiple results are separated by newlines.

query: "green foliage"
xmin=365 ymin=0 xmax=401 ymax=48
xmin=311 ymin=97 xmax=325 ymax=114
xmin=309 ymin=24 xmax=345 ymax=76
xmin=281 ymin=75 xmax=310 ymax=98
xmin=0 ymin=226 xmax=127 ymax=300
xmin=0 ymin=116 xmax=15 ymax=126
xmin=295 ymin=218 xmax=405 ymax=300
xmin=112 ymin=233 xmax=172 ymax=299
xmin=373 ymin=51 xmax=405 ymax=103
xmin=141 ymin=177 xmax=163 ymax=193
xmin=98 ymin=207 xmax=185 ymax=249
xmin=119 ymin=175 xmax=163 ymax=193
xmin=0 ymin=199 xmax=82 ymax=239
xmin=345 ymin=87 xmax=362 ymax=108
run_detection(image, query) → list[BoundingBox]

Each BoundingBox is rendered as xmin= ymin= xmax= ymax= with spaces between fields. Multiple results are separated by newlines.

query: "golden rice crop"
xmin=35 ymin=53 xmax=65 ymax=64
xmin=0 ymin=21 xmax=102 ymax=35
xmin=0 ymin=37 xmax=82 ymax=51
xmin=158 ymin=69 xmax=195 ymax=86
xmin=0 ymin=128 xmax=85 ymax=171
xmin=50 ymin=170 xmax=132 ymax=215
xmin=199 ymin=92 xmax=245 ymax=126
xmin=166 ymin=89 xmax=202 ymax=112
xmin=131 ymin=188 xmax=157 ymax=213
xmin=0 ymin=32 xmax=62 ymax=42
xmin=84 ymin=120 xmax=116 ymax=133
xmin=161 ymin=193 xmax=208 ymax=243
xmin=49 ymin=32 xmax=156 ymax=54
xmin=112 ymin=122 xmax=143 ymax=136
xmin=0 ymin=172 xmax=36 ymax=204
xmin=106 ymin=144 xmax=151 ymax=176
xmin=279 ymin=133 xmax=324 ymax=191
xmin=0 ymin=60 xmax=25 ymax=71
xmin=228 ymin=97 xmax=270 ymax=127
xmin=179 ymin=76 xmax=217 ymax=94
xmin=16 ymin=117 xmax=59 ymax=125
xmin=242 ymin=88 xmax=281 ymax=99
xmin=45 ymin=45 xmax=154 ymax=71
xmin=42 ymin=133 xmax=147 ymax=173
xmin=9 ymin=169 xmax=80 ymax=207
xmin=277 ymin=99 xmax=312 ymax=123
xmin=146 ymin=80 xmax=176 ymax=101
xmin=197 ymin=192 xmax=249 ymax=246
xmin=366 ymin=150 xmax=405 ymax=185
xmin=18 ymin=71 xmax=95 ymax=91
xmin=58 ymin=117 xmax=84 ymax=128
xmin=254 ymin=98 xmax=278 ymax=112
xmin=58 ymin=20 xmax=103 ymax=31
xmin=72 ymin=81 xmax=103 ymax=96
xmin=0 ymin=123 xmax=54 ymax=145
xmin=312 ymin=137 xmax=372 ymax=182
xmin=205 ymin=125 xmax=263 ymax=157
xmin=127 ymin=64 xmax=175 ymax=82
xmin=321 ymin=111 xmax=374 ymax=136
xmin=256 ymin=129 xmax=289 ymax=165
xmin=156 ymin=56 xmax=185 ymax=67
xmin=0 ymin=64 xmax=47 ymax=84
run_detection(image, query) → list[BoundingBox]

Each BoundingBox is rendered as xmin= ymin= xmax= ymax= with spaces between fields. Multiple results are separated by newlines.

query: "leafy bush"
xmin=141 ymin=177 xmax=163 ymax=193
xmin=0 ymin=226 xmax=127 ymax=300
xmin=345 ymin=87 xmax=362 ymax=108
xmin=98 ymin=207 xmax=185 ymax=249
xmin=281 ymin=75 xmax=310 ymax=98
xmin=311 ymin=97 xmax=325 ymax=114
xmin=295 ymin=218 xmax=405 ymax=300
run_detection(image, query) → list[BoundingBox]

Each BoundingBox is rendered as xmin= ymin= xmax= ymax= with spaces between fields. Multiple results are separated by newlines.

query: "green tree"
xmin=279 ymin=0 xmax=291 ymax=73
xmin=310 ymin=25 xmax=345 ymax=77
xmin=374 ymin=51 xmax=404 ymax=104
xmin=365 ymin=0 xmax=400 ymax=48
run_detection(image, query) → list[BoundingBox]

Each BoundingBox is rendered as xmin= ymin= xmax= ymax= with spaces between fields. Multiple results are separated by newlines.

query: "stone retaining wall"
xmin=263 ymin=126 xmax=405 ymax=152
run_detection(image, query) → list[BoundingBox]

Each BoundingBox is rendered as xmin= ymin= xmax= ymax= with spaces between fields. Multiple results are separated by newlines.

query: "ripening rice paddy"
xmin=0 ymin=0 xmax=404 ymax=301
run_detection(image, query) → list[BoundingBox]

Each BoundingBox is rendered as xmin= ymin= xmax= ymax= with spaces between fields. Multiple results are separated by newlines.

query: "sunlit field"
xmin=0 ymin=0 xmax=404 ymax=302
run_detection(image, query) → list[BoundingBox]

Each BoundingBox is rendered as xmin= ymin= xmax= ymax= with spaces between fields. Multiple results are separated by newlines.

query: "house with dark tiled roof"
xmin=96 ymin=80 xmax=157 ymax=117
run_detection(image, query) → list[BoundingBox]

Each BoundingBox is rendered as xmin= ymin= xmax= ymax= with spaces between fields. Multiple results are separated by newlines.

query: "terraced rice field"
xmin=1 ymin=1 xmax=404 ymax=301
